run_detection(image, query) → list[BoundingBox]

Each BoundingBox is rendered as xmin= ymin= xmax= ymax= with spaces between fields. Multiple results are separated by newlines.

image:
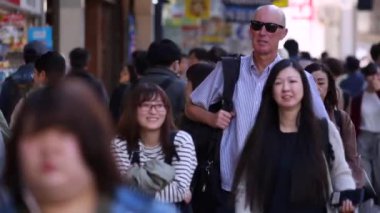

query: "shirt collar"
xmin=250 ymin=53 xmax=282 ymax=76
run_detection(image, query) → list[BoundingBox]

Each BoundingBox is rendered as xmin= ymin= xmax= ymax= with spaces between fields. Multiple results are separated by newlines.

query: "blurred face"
xmin=311 ymin=70 xmax=329 ymax=100
xmin=179 ymin=57 xmax=189 ymax=76
xmin=273 ymin=67 xmax=304 ymax=111
xmin=137 ymin=96 xmax=167 ymax=132
xmin=366 ymin=72 xmax=380 ymax=91
xmin=19 ymin=128 xmax=95 ymax=202
xmin=119 ymin=67 xmax=130 ymax=84
xmin=33 ymin=69 xmax=46 ymax=86
xmin=250 ymin=7 xmax=287 ymax=56
xmin=188 ymin=53 xmax=199 ymax=66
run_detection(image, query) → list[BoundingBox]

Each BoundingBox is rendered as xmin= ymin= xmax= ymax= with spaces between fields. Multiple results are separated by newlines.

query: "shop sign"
xmin=185 ymin=0 xmax=211 ymax=19
xmin=5 ymin=0 xmax=21 ymax=5
xmin=28 ymin=26 xmax=53 ymax=50
xmin=20 ymin=0 xmax=42 ymax=14
xmin=223 ymin=0 xmax=288 ymax=23
xmin=288 ymin=0 xmax=313 ymax=20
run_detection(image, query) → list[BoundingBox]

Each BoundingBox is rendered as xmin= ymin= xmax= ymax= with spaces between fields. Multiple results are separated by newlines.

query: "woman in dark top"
xmin=233 ymin=59 xmax=355 ymax=213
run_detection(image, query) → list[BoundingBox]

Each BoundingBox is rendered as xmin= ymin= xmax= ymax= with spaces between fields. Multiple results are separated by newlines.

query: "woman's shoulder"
xmin=173 ymin=130 xmax=194 ymax=147
xmin=112 ymin=137 xmax=128 ymax=150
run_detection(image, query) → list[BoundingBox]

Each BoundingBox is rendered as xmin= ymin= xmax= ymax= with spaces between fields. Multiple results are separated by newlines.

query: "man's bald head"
xmin=254 ymin=5 xmax=286 ymax=27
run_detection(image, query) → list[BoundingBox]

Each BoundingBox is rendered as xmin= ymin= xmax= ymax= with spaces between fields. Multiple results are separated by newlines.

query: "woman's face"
xmin=311 ymin=70 xmax=329 ymax=100
xmin=19 ymin=128 xmax=95 ymax=201
xmin=273 ymin=67 xmax=304 ymax=111
xmin=137 ymin=95 xmax=167 ymax=132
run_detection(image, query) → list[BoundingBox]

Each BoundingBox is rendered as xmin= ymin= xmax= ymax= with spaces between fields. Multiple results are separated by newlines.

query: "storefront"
xmin=0 ymin=0 xmax=43 ymax=85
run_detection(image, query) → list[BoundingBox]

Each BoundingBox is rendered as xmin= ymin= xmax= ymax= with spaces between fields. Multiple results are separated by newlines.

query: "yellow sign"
xmin=273 ymin=0 xmax=288 ymax=7
xmin=185 ymin=0 xmax=211 ymax=19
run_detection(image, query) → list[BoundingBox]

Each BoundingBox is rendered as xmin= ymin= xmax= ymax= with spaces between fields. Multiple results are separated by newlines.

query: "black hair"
xmin=69 ymin=47 xmax=90 ymax=69
xmin=147 ymin=39 xmax=181 ymax=67
xmin=208 ymin=46 xmax=228 ymax=63
xmin=283 ymin=39 xmax=299 ymax=57
xmin=35 ymin=51 xmax=66 ymax=85
xmin=234 ymin=59 xmax=330 ymax=211
xmin=370 ymin=42 xmax=380 ymax=62
xmin=305 ymin=62 xmax=338 ymax=112
xmin=344 ymin=56 xmax=360 ymax=73
xmin=188 ymin=47 xmax=208 ymax=61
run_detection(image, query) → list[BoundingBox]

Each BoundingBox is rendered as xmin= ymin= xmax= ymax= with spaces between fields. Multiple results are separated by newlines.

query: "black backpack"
xmin=181 ymin=57 xmax=241 ymax=213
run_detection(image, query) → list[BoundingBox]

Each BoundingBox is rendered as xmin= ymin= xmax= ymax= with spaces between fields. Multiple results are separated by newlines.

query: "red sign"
xmin=289 ymin=0 xmax=314 ymax=20
xmin=6 ymin=0 xmax=21 ymax=5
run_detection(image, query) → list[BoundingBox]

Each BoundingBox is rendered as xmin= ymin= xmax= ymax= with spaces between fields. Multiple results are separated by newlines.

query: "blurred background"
xmin=0 ymin=0 xmax=379 ymax=93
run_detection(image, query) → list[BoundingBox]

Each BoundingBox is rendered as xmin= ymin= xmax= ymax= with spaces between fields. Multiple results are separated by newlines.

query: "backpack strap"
xmin=164 ymin=131 xmax=180 ymax=165
xmin=221 ymin=56 xmax=241 ymax=111
xmin=130 ymin=149 xmax=140 ymax=165
xmin=321 ymin=118 xmax=335 ymax=170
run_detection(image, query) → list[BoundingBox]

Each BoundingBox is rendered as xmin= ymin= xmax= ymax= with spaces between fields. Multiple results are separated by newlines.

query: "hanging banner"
xmin=20 ymin=0 xmax=42 ymax=15
xmin=28 ymin=26 xmax=53 ymax=50
xmin=185 ymin=0 xmax=211 ymax=19
xmin=0 ymin=13 xmax=27 ymax=51
xmin=223 ymin=0 xmax=288 ymax=23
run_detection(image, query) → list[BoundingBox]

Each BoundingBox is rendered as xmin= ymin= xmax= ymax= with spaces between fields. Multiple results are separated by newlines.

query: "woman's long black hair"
xmin=233 ymin=59 xmax=330 ymax=211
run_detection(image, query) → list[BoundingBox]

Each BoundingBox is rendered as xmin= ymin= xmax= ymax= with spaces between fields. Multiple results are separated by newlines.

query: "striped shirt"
xmin=190 ymin=54 xmax=327 ymax=191
xmin=111 ymin=130 xmax=197 ymax=203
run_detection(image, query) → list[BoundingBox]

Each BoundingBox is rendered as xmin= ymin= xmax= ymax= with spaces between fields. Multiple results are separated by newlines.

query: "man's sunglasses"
xmin=250 ymin=20 xmax=284 ymax=33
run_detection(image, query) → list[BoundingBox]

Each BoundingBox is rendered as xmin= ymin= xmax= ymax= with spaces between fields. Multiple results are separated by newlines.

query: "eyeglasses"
xmin=139 ymin=102 xmax=166 ymax=113
xmin=250 ymin=20 xmax=284 ymax=33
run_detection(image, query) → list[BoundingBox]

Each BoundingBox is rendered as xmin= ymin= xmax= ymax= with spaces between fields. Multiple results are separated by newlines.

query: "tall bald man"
xmin=186 ymin=5 xmax=327 ymax=212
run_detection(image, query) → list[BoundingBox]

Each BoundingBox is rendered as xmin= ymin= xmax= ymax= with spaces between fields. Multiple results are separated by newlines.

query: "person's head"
xmin=118 ymin=82 xmax=176 ymax=158
xmin=321 ymin=51 xmax=329 ymax=60
xmin=69 ymin=47 xmax=90 ymax=70
xmin=23 ymin=40 xmax=49 ymax=64
xmin=234 ymin=59 xmax=329 ymax=211
xmin=250 ymin=5 xmax=287 ymax=57
xmin=305 ymin=62 xmax=337 ymax=112
xmin=283 ymin=39 xmax=299 ymax=58
xmin=147 ymin=39 xmax=182 ymax=72
xmin=370 ymin=42 xmax=380 ymax=64
xmin=361 ymin=62 xmax=380 ymax=90
xmin=344 ymin=55 xmax=360 ymax=73
xmin=323 ymin=57 xmax=344 ymax=78
xmin=34 ymin=51 xmax=66 ymax=86
xmin=208 ymin=46 xmax=228 ymax=64
xmin=178 ymin=54 xmax=189 ymax=76
xmin=188 ymin=47 xmax=208 ymax=66
xmin=132 ymin=50 xmax=148 ymax=76
xmin=5 ymin=80 xmax=120 ymax=209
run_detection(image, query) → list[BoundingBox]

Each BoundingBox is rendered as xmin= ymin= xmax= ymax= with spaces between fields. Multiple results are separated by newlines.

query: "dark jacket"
xmin=139 ymin=66 xmax=186 ymax=124
xmin=0 ymin=63 xmax=34 ymax=123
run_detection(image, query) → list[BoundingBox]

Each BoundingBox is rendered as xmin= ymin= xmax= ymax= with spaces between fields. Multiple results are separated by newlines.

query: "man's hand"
xmin=339 ymin=199 xmax=355 ymax=213
xmin=209 ymin=110 xmax=234 ymax=129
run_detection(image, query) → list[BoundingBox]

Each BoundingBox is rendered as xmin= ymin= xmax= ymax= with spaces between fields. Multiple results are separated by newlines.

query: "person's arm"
xmin=111 ymin=138 xmax=132 ymax=177
xmin=339 ymin=110 xmax=364 ymax=187
xmin=185 ymin=62 xmax=234 ymax=129
xmin=305 ymin=72 xmax=328 ymax=118
xmin=155 ymin=131 xmax=197 ymax=203
xmin=327 ymin=120 xmax=356 ymax=191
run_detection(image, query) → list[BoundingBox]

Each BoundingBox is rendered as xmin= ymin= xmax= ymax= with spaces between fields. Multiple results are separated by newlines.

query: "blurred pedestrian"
xmin=0 ymin=40 xmax=48 ymax=123
xmin=234 ymin=59 xmax=355 ymax=213
xmin=306 ymin=62 xmax=364 ymax=187
xmin=2 ymin=80 xmax=176 ymax=213
xmin=351 ymin=62 xmax=380 ymax=212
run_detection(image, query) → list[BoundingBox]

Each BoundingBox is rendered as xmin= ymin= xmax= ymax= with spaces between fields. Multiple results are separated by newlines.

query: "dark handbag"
xmin=185 ymin=57 xmax=241 ymax=213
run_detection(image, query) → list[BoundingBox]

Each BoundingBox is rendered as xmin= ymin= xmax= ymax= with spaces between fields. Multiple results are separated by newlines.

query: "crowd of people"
xmin=0 ymin=3 xmax=379 ymax=213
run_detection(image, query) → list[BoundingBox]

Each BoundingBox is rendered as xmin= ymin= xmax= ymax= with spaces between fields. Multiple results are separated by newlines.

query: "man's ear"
xmin=280 ymin=28 xmax=288 ymax=40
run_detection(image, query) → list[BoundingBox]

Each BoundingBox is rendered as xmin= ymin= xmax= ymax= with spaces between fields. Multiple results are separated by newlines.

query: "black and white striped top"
xmin=111 ymin=130 xmax=197 ymax=203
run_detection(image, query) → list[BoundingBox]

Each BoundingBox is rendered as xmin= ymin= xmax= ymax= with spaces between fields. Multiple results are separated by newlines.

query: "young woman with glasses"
xmin=112 ymin=82 xmax=197 ymax=212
